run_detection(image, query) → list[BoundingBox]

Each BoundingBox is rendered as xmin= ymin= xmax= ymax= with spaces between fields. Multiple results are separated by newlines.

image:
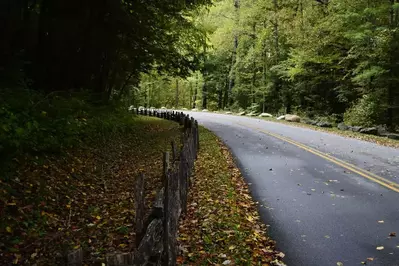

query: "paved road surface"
xmin=187 ymin=112 xmax=399 ymax=266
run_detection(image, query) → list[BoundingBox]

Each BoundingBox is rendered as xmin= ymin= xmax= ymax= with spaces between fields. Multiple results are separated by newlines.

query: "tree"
xmin=0 ymin=0 xmax=211 ymax=102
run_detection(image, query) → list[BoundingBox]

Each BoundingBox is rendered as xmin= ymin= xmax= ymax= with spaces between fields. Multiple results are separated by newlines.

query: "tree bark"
xmin=387 ymin=0 xmax=395 ymax=129
xmin=192 ymin=75 xmax=198 ymax=109
xmin=202 ymin=81 xmax=207 ymax=109
xmin=189 ymin=81 xmax=193 ymax=109
xmin=273 ymin=0 xmax=280 ymax=62
xmin=228 ymin=0 xmax=240 ymax=107
xmin=251 ymin=22 xmax=256 ymax=104
xmin=175 ymin=79 xmax=179 ymax=108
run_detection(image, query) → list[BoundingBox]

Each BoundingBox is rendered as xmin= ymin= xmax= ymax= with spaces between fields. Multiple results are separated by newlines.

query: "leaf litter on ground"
xmin=0 ymin=116 xmax=181 ymax=265
xmin=177 ymin=127 xmax=285 ymax=265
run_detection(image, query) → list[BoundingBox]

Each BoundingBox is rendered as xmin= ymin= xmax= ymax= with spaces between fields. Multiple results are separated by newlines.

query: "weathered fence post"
xmin=163 ymin=152 xmax=170 ymax=182
xmin=171 ymin=141 xmax=177 ymax=162
xmin=195 ymin=121 xmax=199 ymax=154
xmin=163 ymin=170 xmax=178 ymax=266
xmin=179 ymin=151 xmax=188 ymax=215
xmin=179 ymin=112 xmax=184 ymax=125
xmin=184 ymin=115 xmax=189 ymax=130
xmin=135 ymin=173 xmax=145 ymax=247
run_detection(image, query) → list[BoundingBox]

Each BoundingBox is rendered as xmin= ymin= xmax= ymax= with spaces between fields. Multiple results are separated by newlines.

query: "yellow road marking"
xmin=237 ymin=122 xmax=399 ymax=193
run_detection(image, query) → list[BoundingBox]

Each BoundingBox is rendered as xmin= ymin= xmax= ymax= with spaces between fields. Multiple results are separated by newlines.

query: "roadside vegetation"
xmin=177 ymin=128 xmax=284 ymax=265
xmin=257 ymin=116 xmax=399 ymax=148
xmin=230 ymin=111 xmax=399 ymax=148
xmin=0 ymin=91 xmax=182 ymax=264
xmin=135 ymin=0 xmax=399 ymax=136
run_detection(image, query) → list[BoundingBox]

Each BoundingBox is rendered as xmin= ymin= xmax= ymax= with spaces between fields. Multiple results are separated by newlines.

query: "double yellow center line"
xmin=238 ymin=122 xmax=399 ymax=193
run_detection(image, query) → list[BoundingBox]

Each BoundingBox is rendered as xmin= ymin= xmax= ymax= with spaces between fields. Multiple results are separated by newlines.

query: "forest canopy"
xmin=0 ymin=0 xmax=211 ymax=98
xmin=1 ymin=0 xmax=399 ymax=129
xmin=136 ymin=0 xmax=399 ymax=129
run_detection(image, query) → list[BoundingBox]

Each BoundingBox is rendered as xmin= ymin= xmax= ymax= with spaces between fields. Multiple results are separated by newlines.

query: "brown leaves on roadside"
xmin=0 ymin=118 xmax=181 ymax=265
xmin=177 ymin=128 xmax=285 ymax=265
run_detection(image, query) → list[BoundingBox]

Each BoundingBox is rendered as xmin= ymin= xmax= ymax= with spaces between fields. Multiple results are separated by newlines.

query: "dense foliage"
xmin=0 ymin=0 xmax=210 ymax=98
xmin=139 ymin=0 xmax=399 ymax=129
xmin=0 ymin=0 xmax=211 ymax=162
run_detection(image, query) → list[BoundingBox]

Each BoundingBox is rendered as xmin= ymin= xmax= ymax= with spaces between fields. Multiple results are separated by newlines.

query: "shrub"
xmin=343 ymin=94 xmax=385 ymax=127
xmin=246 ymin=103 xmax=260 ymax=113
xmin=207 ymin=101 xmax=218 ymax=111
xmin=0 ymin=89 xmax=135 ymax=167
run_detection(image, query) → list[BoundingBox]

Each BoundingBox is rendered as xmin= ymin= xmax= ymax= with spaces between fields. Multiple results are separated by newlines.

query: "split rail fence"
xmin=66 ymin=109 xmax=199 ymax=266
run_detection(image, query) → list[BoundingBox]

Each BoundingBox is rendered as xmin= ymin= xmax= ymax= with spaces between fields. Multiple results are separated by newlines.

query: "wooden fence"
xmin=66 ymin=109 xmax=199 ymax=266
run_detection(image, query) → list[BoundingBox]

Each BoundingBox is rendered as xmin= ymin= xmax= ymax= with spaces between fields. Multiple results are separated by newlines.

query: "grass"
xmin=177 ymin=127 xmax=285 ymax=265
xmin=0 ymin=115 xmax=181 ymax=265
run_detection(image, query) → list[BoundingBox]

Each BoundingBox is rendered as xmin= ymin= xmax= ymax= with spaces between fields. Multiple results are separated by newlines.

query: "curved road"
xmin=187 ymin=112 xmax=399 ymax=266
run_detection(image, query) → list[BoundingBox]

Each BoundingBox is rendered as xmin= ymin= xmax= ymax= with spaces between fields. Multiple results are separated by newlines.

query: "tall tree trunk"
xmin=251 ymin=22 xmax=256 ymax=104
xmin=273 ymin=0 xmax=280 ymax=62
xmin=388 ymin=0 xmax=395 ymax=129
xmin=262 ymin=21 xmax=268 ymax=113
xmin=193 ymin=75 xmax=198 ymax=109
xmin=189 ymin=81 xmax=193 ymax=109
xmin=228 ymin=0 xmax=240 ymax=107
xmin=202 ymin=81 xmax=207 ymax=109
xmin=218 ymin=86 xmax=223 ymax=110
xmin=175 ymin=79 xmax=179 ymax=108
xmin=201 ymin=39 xmax=208 ymax=110
xmin=224 ymin=77 xmax=229 ymax=109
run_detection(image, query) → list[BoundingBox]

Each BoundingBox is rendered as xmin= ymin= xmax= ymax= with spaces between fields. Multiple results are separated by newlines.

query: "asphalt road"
xmin=187 ymin=111 xmax=399 ymax=266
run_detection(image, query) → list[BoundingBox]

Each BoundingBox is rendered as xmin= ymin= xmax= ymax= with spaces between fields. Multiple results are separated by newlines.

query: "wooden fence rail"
xmin=66 ymin=108 xmax=199 ymax=266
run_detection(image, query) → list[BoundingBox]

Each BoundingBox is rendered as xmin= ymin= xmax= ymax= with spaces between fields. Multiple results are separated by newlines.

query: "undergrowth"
xmin=0 ymin=89 xmax=182 ymax=264
xmin=0 ymin=89 xmax=135 ymax=171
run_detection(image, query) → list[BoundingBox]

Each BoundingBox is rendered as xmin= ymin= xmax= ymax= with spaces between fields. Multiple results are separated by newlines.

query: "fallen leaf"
xmin=337 ymin=262 xmax=343 ymax=266
xmin=6 ymin=226 xmax=12 ymax=233
xmin=222 ymin=260 xmax=231 ymax=265
xmin=277 ymin=252 xmax=285 ymax=258
xmin=378 ymin=220 xmax=384 ymax=223
xmin=229 ymin=245 xmax=236 ymax=250
xmin=389 ymin=232 xmax=396 ymax=237
xmin=367 ymin=258 xmax=374 ymax=261
xmin=176 ymin=256 xmax=184 ymax=263
xmin=376 ymin=246 xmax=384 ymax=250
